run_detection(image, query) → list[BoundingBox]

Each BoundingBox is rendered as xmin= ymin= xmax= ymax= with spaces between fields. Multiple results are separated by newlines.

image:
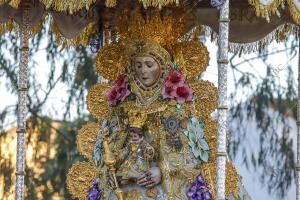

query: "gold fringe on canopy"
xmin=248 ymin=0 xmax=284 ymax=22
xmin=40 ymin=0 xmax=97 ymax=14
xmin=105 ymin=0 xmax=117 ymax=7
xmin=0 ymin=15 xmax=44 ymax=36
xmin=139 ymin=0 xmax=179 ymax=8
xmin=0 ymin=20 xmax=14 ymax=34
xmin=0 ymin=0 xmax=21 ymax=8
xmin=51 ymin=21 xmax=96 ymax=47
xmin=287 ymin=0 xmax=300 ymax=24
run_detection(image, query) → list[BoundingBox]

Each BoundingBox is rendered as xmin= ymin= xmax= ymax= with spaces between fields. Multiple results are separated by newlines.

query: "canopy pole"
xmin=16 ymin=4 xmax=30 ymax=200
xmin=216 ymin=0 xmax=229 ymax=199
xmin=297 ymin=36 xmax=300 ymax=200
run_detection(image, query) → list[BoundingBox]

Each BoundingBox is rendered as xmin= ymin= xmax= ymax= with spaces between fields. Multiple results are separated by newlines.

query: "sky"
xmin=0 ymin=35 xmax=298 ymax=199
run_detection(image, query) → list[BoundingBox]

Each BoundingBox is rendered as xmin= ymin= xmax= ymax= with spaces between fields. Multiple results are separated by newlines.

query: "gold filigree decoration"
xmin=171 ymin=41 xmax=209 ymax=78
xmin=287 ymin=0 xmax=300 ymax=24
xmin=66 ymin=162 xmax=98 ymax=200
xmin=95 ymin=43 xmax=127 ymax=80
xmin=248 ymin=0 xmax=284 ymax=22
xmin=139 ymin=0 xmax=179 ymax=8
xmin=77 ymin=122 xmax=99 ymax=161
xmin=87 ymin=83 xmax=112 ymax=121
xmin=185 ymin=81 xmax=217 ymax=122
xmin=51 ymin=21 xmax=96 ymax=47
xmin=40 ymin=0 xmax=96 ymax=14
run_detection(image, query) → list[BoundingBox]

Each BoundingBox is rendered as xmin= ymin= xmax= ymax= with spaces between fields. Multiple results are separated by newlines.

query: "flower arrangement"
xmin=184 ymin=117 xmax=210 ymax=163
xmin=187 ymin=174 xmax=212 ymax=200
xmin=161 ymin=70 xmax=193 ymax=104
xmin=106 ymin=74 xmax=131 ymax=106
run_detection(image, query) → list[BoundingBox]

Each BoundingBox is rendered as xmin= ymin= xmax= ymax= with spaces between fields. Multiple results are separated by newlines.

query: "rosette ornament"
xmin=184 ymin=117 xmax=210 ymax=163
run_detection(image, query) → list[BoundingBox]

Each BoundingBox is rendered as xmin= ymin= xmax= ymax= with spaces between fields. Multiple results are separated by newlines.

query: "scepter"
xmin=102 ymin=127 xmax=125 ymax=200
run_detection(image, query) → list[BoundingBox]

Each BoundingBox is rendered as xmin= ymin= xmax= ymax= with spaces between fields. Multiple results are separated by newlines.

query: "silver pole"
xmin=16 ymin=4 xmax=29 ymax=200
xmin=216 ymin=0 xmax=229 ymax=199
xmin=297 ymin=36 xmax=300 ymax=200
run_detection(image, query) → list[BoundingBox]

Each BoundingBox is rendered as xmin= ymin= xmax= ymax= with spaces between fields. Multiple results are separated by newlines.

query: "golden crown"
xmin=127 ymin=110 xmax=148 ymax=129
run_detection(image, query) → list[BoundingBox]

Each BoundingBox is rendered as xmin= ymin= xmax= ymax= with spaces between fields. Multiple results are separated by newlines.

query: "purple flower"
xmin=196 ymin=174 xmax=206 ymax=186
xmin=201 ymin=189 xmax=212 ymax=200
xmin=187 ymin=173 xmax=212 ymax=200
xmin=88 ymin=179 xmax=101 ymax=200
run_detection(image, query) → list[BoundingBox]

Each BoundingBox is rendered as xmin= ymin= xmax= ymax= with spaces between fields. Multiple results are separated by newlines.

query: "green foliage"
xmin=228 ymin=37 xmax=298 ymax=198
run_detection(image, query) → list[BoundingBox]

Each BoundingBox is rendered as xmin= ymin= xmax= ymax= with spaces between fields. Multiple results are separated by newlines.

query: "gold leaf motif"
xmin=95 ymin=43 xmax=127 ymax=80
xmin=86 ymin=83 xmax=112 ymax=121
xmin=66 ymin=162 xmax=98 ymax=200
xmin=171 ymin=41 xmax=209 ymax=78
xmin=76 ymin=122 xmax=99 ymax=161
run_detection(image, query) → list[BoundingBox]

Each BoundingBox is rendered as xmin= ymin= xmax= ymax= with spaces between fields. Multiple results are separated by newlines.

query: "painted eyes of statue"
xmin=135 ymin=61 xmax=154 ymax=69
xmin=145 ymin=61 xmax=154 ymax=68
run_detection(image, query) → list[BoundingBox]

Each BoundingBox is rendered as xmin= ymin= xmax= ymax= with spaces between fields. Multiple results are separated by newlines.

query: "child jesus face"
xmin=128 ymin=127 xmax=144 ymax=143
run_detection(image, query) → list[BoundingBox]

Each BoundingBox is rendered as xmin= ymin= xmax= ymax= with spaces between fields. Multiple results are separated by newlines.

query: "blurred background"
xmin=0 ymin=22 xmax=298 ymax=199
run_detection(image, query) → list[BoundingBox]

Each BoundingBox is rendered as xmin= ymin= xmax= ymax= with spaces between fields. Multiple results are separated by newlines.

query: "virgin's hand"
xmin=137 ymin=167 xmax=161 ymax=188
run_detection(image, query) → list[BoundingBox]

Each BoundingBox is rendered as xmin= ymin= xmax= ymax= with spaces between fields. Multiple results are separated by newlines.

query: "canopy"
xmin=0 ymin=0 xmax=299 ymax=53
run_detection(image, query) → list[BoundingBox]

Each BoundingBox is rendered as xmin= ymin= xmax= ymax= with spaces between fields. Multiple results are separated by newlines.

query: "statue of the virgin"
xmin=66 ymin=12 xmax=246 ymax=200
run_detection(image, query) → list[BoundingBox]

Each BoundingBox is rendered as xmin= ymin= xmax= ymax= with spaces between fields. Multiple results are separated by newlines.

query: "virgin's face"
xmin=134 ymin=56 xmax=161 ymax=87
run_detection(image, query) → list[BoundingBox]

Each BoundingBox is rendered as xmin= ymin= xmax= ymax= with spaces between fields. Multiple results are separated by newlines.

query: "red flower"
xmin=165 ymin=70 xmax=186 ymax=88
xmin=172 ymin=83 xmax=193 ymax=104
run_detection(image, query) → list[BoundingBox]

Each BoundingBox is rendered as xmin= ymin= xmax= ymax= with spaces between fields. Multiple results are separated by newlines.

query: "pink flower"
xmin=165 ymin=70 xmax=186 ymax=88
xmin=114 ymin=74 xmax=128 ymax=88
xmin=117 ymin=86 xmax=130 ymax=101
xmin=107 ymin=88 xmax=120 ymax=106
xmin=161 ymin=84 xmax=175 ymax=99
xmin=172 ymin=83 xmax=193 ymax=104
xmin=107 ymin=74 xmax=131 ymax=106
